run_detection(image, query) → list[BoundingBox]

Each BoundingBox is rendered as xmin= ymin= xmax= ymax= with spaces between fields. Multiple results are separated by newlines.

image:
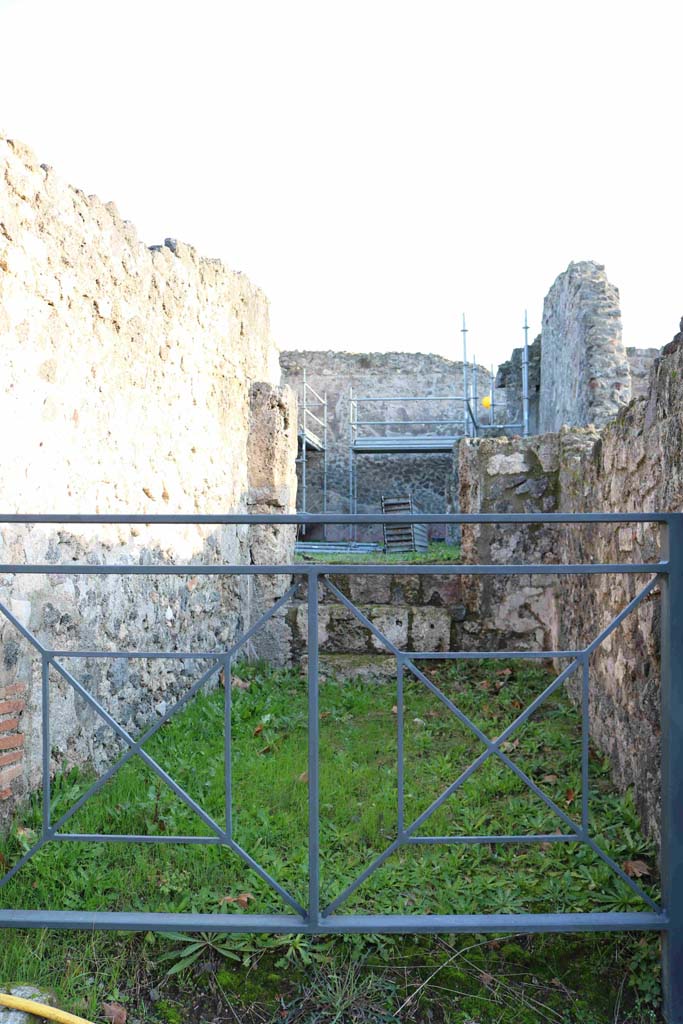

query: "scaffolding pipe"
xmin=323 ymin=390 xmax=328 ymax=541
xmin=461 ymin=314 xmax=469 ymax=438
xmin=490 ymin=364 xmax=495 ymax=428
xmin=523 ymin=310 xmax=530 ymax=436
xmin=348 ymin=385 xmax=354 ymax=541
xmin=301 ymin=369 xmax=308 ymax=536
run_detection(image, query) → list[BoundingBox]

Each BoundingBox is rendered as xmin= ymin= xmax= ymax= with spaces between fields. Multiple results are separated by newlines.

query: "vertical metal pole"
xmin=581 ymin=654 xmax=589 ymax=833
xmin=322 ymin=391 xmax=328 ymax=541
xmin=522 ymin=310 xmax=530 ymax=437
xmin=41 ymin=655 xmax=50 ymax=837
xmin=473 ymin=351 xmax=479 ymax=435
xmin=461 ymin=315 xmax=469 ymax=437
xmin=307 ymin=571 xmax=320 ymax=925
xmin=490 ymin=365 xmax=495 ymax=429
xmin=661 ymin=516 xmax=683 ymax=1022
xmin=301 ymin=370 xmax=307 ymax=537
xmin=397 ymin=657 xmax=404 ymax=836
xmin=348 ymin=387 xmax=354 ymax=542
xmin=224 ymin=655 xmax=232 ymax=838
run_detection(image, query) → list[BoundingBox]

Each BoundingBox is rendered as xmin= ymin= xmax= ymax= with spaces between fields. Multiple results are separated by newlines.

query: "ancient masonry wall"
xmin=539 ymin=261 xmax=630 ymax=432
xmin=0 ymin=134 xmax=298 ymax=813
xmin=458 ymin=319 xmax=683 ymax=842
xmin=279 ymin=350 xmax=493 ymax=540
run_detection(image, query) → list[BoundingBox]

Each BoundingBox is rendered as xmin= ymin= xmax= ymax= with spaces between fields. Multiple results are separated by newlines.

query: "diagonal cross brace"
xmin=321 ymin=575 xmax=661 ymax=915
xmin=0 ymin=587 xmax=307 ymax=914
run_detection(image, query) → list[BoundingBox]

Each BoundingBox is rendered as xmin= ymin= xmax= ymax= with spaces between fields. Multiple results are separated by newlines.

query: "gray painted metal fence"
xmin=0 ymin=513 xmax=680 ymax=1021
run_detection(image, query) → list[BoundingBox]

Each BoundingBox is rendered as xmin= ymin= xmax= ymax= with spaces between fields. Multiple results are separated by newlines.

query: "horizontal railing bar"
xmin=408 ymin=650 xmax=581 ymax=660
xmin=353 ymin=395 xmax=467 ymax=403
xmin=405 ymin=834 xmax=579 ymax=845
xmin=0 ymin=513 xmax=673 ymax=524
xmin=0 ymin=910 xmax=667 ymax=934
xmin=478 ymin=422 xmax=526 ymax=429
xmin=0 ymin=562 xmax=667 ymax=576
xmin=50 ymin=650 xmax=223 ymax=659
xmin=355 ymin=419 xmax=466 ymax=426
xmin=54 ymin=833 xmax=225 ymax=844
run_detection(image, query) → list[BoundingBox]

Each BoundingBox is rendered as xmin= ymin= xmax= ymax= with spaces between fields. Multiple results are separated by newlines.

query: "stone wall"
xmin=458 ymin=321 xmax=683 ymax=841
xmin=0 ymin=133 xmax=298 ymax=813
xmin=626 ymin=346 xmax=661 ymax=400
xmin=539 ymin=261 xmax=631 ymax=432
xmin=495 ymin=334 xmax=542 ymax=434
xmin=280 ymin=350 xmax=495 ymax=540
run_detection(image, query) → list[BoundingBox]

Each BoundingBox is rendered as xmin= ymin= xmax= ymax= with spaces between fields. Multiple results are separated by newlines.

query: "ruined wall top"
xmin=539 ymin=261 xmax=630 ymax=432
xmin=0 ymin=132 xmax=284 ymax=515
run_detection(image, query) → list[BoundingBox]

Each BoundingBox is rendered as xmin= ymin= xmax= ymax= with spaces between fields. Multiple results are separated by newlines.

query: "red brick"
xmin=0 ymin=700 xmax=25 ymax=716
xmin=0 ymin=764 xmax=22 ymax=787
xmin=0 ymin=733 xmax=23 ymax=750
xmin=0 ymin=718 xmax=20 ymax=734
xmin=0 ymin=750 xmax=22 ymax=768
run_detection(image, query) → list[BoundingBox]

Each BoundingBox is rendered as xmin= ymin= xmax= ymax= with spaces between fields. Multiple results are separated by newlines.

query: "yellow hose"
xmin=0 ymin=992 xmax=95 ymax=1024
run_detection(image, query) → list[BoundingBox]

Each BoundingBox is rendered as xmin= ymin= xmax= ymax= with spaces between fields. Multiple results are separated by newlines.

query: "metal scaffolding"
xmin=348 ymin=315 xmax=530 ymax=529
xmin=296 ymin=369 xmax=328 ymax=537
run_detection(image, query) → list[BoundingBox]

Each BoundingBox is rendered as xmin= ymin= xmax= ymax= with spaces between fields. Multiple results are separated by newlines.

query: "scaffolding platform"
xmin=347 ymin=314 xmax=532 ymax=541
xmin=352 ymin=435 xmax=461 ymax=454
xmin=300 ymin=426 xmax=325 ymax=452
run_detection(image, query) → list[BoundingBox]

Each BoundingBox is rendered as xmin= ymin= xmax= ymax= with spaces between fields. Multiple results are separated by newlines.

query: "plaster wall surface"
xmin=0 ymin=133 xmax=297 ymax=812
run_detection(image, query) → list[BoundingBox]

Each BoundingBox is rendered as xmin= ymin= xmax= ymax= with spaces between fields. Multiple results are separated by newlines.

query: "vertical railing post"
xmin=661 ymin=515 xmax=683 ymax=1021
xmin=41 ymin=655 xmax=50 ymax=838
xmin=307 ymin=570 xmax=320 ymax=926
xmin=224 ymin=655 xmax=232 ymax=839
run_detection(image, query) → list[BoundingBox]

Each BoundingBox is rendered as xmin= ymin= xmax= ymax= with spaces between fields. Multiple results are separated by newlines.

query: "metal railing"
xmin=0 ymin=512 xmax=680 ymax=1020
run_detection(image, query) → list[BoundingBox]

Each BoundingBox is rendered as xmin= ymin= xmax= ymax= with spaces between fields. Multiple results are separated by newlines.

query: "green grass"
xmin=296 ymin=541 xmax=461 ymax=564
xmin=0 ymin=659 xmax=662 ymax=1022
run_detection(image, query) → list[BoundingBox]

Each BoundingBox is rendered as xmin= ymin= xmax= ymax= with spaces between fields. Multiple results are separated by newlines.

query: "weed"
xmin=0 ymin=659 xmax=663 ymax=1021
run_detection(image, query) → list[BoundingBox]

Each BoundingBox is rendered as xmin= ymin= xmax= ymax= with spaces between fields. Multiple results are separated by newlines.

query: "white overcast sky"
xmin=1 ymin=0 xmax=681 ymax=369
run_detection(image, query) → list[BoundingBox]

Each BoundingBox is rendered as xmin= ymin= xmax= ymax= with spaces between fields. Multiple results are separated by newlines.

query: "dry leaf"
xmin=565 ymin=788 xmax=576 ymax=805
xmin=479 ymin=971 xmax=495 ymax=988
xmin=232 ymin=676 xmax=250 ymax=691
xmin=187 ymin=577 xmax=198 ymax=592
xmin=623 ymin=859 xmax=651 ymax=878
xmin=496 ymin=668 xmax=513 ymax=679
xmin=258 ymin=744 xmax=272 ymax=755
xmin=221 ymin=892 xmax=255 ymax=909
xmin=253 ymin=723 xmax=264 ymax=736
xmin=479 ymin=679 xmax=491 ymax=690
xmin=391 ymin=705 xmax=398 ymax=715
xmin=102 ymin=1003 xmax=127 ymax=1024
xmin=298 ymin=771 xmax=309 ymax=783
xmin=319 ymin=711 xmax=331 ymax=719
xmin=542 ymin=774 xmax=559 ymax=784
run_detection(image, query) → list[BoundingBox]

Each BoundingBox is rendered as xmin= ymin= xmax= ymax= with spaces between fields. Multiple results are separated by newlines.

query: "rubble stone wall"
xmin=539 ymin=261 xmax=631 ymax=432
xmin=458 ymin=322 xmax=683 ymax=841
xmin=0 ymin=133 xmax=298 ymax=813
